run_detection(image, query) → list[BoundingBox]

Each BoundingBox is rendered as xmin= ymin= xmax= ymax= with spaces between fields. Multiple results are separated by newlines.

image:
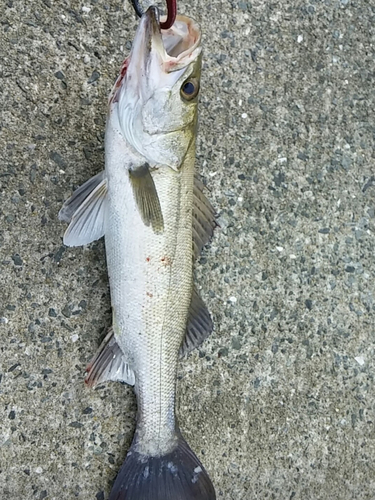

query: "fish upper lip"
xmin=146 ymin=6 xmax=160 ymax=33
xmin=144 ymin=6 xmax=164 ymax=58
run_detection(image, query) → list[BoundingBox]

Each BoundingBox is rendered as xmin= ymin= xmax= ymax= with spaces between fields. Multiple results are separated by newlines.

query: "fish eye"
xmin=180 ymin=78 xmax=199 ymax=101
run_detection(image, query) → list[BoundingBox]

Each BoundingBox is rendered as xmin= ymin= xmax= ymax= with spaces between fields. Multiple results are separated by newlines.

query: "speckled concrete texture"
xmin=1 ymin=0 xmax=375 ymax=499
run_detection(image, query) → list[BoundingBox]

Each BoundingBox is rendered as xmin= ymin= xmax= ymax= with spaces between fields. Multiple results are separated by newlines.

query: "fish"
xmin=59 ymin=6 xmax=217 ymax=500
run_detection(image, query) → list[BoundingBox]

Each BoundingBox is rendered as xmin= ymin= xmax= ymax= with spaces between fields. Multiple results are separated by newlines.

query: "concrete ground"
xmin=1 ymin=0 xmax=374 ymax=498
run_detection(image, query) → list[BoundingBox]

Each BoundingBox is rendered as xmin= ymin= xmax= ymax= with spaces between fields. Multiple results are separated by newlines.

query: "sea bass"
xmin=59 ymin=6 xmax=216 ymax=500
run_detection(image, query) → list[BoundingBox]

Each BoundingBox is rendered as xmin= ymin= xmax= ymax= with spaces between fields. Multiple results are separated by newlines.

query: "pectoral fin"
xmin=85 ymin=328 xmax=135 ymax=387
xmin=180 ymin=288 xmax=214 ymax=356
xmin=129 ymin=164 xmax=164 ymax=234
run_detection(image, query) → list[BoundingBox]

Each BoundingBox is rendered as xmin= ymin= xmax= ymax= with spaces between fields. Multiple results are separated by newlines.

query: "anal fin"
xmin=129 ymin=164 xmax=164 ymax=234
xmin=180 ymin=288 xmax=214 ymax=356
xmin=85 ymin=328 xmax=135 ymax=387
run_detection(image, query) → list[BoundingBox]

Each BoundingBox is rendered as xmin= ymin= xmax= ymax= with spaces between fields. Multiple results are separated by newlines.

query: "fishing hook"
xmin=129 ymin=0 xmax=176 ymax=30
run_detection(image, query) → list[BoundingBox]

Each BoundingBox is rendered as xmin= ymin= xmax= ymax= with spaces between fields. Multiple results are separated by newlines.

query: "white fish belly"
xmin=105 ymin=135 xmax=194 ymax=455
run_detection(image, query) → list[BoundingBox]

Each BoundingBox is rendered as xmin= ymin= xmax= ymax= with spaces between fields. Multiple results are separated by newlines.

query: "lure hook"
xmin=129 ymin=0 xmax=177 ymax=30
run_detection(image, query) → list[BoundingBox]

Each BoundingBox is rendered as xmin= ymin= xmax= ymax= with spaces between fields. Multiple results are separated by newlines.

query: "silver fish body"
xmin=105 ymin=118 xmax=195 ymax=456
xmin=60 ymin=7 xmax=216 ymax=500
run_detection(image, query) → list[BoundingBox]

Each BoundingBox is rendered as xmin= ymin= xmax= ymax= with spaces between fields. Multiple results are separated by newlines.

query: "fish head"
xmin=111 ymin=7 xmax=202 ymax=170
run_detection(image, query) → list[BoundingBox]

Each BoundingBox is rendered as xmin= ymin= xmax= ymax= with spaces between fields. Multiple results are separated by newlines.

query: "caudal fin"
xmin=108 ymin=434 xmax=216 ymax=500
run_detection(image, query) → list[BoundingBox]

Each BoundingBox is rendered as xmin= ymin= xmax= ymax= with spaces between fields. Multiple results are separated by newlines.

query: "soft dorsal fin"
xmin=85 ymin=328 xmax=135 ymax=388
xmin=180 ymin=287 xmax=214 ymax=356
xmin=192 ymin=174 xmax=216 ymax=259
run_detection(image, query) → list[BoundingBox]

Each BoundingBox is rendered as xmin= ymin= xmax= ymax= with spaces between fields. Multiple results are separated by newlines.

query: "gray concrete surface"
xmin=1 ymin=0 xmax=375 ymax=498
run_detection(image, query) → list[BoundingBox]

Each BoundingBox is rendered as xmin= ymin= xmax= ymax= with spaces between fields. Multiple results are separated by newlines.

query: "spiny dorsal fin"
xmin=192 ymin=174 xmax=216 ymax=259
xmin=62 ymin=177 xmax=108 ymax=247
xmin=180 ymin=287 xmax=214 ymax=356
xmin=129 ymin=164 xmax=164 ymax=234
xmin=85 ymin=328 xmax=135 ymax=388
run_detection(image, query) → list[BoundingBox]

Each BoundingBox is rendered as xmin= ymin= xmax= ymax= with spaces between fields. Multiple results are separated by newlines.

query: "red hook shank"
xmin=129 ymin=0 xmax=176 ymax=30
xmin=160 ymin=0 xmax=177 ymax=30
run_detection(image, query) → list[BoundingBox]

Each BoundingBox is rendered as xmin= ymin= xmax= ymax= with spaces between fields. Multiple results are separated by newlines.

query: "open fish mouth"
xmin=110 ymin=8 xmax=201 ymax=106
xmin=158 ymin=11 xmax=201 ymax=68
xmin=109 ymin=7 xmax=202 ymax=104
xmin=131 ymin=6 xmax=202 ymax=78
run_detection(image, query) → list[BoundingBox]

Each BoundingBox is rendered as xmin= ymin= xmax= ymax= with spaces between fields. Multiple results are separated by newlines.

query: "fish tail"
xmin=108 ymin=432 xmax=216 ymax=500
